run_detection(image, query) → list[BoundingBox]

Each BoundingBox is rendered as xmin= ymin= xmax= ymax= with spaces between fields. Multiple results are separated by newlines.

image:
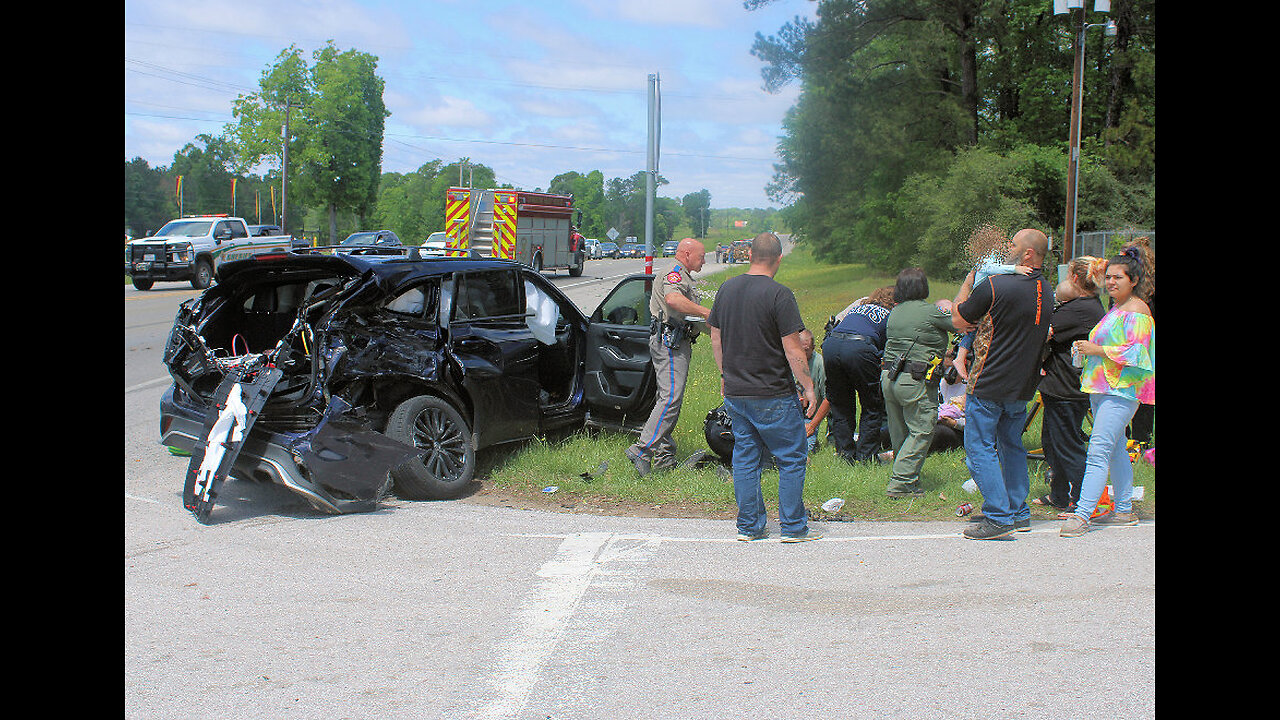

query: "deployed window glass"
xmin=454 ymin=270 xmax=521 ymax=320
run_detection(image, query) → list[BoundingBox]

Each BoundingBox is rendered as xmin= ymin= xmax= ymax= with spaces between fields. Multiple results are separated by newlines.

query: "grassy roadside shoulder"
xmin=471 ymin=245 xmax=1156 ymax=523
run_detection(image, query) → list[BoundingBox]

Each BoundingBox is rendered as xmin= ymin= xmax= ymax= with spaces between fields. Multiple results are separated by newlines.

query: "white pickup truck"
xmin=124 ymin=215 xmax=297 ymax=290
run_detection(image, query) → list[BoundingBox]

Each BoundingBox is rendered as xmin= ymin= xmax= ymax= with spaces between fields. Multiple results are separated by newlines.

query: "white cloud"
xmin=400 ymin=96 xmax=495 ymax=132
xmin=582 ymin=0 xmax=729 ymax=28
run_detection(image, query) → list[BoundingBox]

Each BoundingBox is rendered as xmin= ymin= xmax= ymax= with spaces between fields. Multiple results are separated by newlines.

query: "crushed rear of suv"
xmin=161 ymin=251 xmax=659 ymax=522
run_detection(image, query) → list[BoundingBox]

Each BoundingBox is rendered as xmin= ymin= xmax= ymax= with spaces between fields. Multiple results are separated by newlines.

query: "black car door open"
xmin=583 ymin=274 xmax=658 ymax=432
xmin=448 ymin=269 xmax=541 ymax=447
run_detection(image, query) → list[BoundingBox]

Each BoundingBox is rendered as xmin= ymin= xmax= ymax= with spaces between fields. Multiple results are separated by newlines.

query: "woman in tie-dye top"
xmin=1060 ymin=238 xmax=1155 ymax=538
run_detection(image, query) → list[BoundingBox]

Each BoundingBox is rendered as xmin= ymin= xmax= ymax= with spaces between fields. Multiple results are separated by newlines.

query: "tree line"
xmin=747 ymin=0 xmax=1155 ymax=279
xmin=124 ymin=40 xmax=783 ymax=246
xmin=123 ymin=149 xmax=777 ymax=247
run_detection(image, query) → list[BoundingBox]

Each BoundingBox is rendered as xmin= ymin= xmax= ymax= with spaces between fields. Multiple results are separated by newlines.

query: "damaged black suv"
xmin=160 ymin=250 xmax=659 ymax=522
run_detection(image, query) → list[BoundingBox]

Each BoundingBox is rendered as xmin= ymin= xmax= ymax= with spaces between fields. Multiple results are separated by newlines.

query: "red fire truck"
xmin=444 ymin=187 xmax=586 ymax=276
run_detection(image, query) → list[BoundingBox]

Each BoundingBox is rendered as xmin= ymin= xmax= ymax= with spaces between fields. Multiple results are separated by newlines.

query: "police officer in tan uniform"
xmin=625 ymin=238 xmax=711 ymax=475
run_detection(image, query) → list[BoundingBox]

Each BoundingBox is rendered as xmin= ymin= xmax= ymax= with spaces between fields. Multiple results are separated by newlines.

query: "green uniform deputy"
xmin=879 ymin=268 xmax=958 ymax=497
xmin=625 ymin=238 xmax=711 ymax=475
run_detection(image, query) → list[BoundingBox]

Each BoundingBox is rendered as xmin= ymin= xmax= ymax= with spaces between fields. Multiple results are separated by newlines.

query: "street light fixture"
xmin=1054 ymin=0 xmax=1117 ymax=261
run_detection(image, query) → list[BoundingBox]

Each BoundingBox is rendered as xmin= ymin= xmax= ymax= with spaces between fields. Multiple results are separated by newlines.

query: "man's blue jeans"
xmin=723 ymin=394 xmax=810 ymax=537
xmin=963 ymin=395 xmax=1031 ymax=526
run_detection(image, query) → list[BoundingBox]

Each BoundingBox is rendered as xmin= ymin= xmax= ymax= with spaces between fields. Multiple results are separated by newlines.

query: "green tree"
xmin=124 ymin=157 xmax=173 ymax=237
xmin=681 ymin=189 xmax=712 ymax=238
xmin=169 ymin=133 xmax=237 ymax=217
xmin=750 ymin=0 xmax=1155 ymax=276
xmin=225 ymin=42 xmax=389 ymax=243
xmin=548 ymin=170 xmax=608 ymax=238
xmin=604 ymin=171 xmax=669 ymax=241
xmin=295 ymin=41 xmax=389 ymax=242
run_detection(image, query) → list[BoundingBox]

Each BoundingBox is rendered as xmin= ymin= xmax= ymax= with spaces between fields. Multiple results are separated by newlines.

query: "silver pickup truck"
xmin=125 ymin=215 xmax=297 ymax=290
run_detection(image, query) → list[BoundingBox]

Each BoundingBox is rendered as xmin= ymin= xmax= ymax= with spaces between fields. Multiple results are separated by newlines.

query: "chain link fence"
xmin=1050 ymin=230 xmax=1154 ymax=284
xmin=1074 ymin=230 xmax=1156 ymax=259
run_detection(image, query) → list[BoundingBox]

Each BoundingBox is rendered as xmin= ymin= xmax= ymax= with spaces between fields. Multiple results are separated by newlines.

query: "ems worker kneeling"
xmin=626 ymin=238 xmax=712 ymax=475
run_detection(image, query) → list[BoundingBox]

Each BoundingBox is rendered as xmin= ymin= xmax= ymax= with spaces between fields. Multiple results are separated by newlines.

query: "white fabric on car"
xmin=524 ymin=280 xmax=558 ymax=345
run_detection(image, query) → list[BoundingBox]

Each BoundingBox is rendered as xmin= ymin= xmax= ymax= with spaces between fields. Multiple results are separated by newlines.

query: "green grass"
xmin=482 ymin=245 xmax=1156 ymax=521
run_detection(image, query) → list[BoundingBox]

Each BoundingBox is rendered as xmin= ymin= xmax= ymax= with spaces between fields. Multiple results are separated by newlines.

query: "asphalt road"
xmin=124 ymin=246 xmax=1155 ymax=719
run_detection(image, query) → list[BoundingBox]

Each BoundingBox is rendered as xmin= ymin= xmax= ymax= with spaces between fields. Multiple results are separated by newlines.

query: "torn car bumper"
xmin=160 ymin=383 xmax=421 ymax=517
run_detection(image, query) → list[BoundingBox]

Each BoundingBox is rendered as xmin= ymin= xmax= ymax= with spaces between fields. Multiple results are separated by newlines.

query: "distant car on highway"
xmin=337 ymin=230 xmax=402 ymax=256
xmin=599 ymin=241 xmax=620 ymax=259
xmin=620 ymin=243 xmax=644 ymax=258
xmin=419 ymin=231 xmax=450 ymax=256
xmin=662 ymin=240 xmax=679 ymax=257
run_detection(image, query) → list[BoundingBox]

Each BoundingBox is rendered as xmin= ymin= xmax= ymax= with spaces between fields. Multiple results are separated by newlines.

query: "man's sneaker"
xmin=1014 ymin=518 xmax=1031 ymax=532
xmin=1059 ymin=514 xmax=1090 ymax=537
xmin=1093 ymin=511 xmax=1139 ymax=527
xmin=624 ymin=448 xmax=651 ymax=477
xmin=963 ymin=518 xmax=1015 ymax=540
xmin=736 ymin=528 xmax=769 ymax=542
xmin=781 ymin=529 xmax=823 ymax=543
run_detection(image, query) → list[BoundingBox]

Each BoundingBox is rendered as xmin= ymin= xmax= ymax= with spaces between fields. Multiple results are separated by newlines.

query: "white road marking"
xmin=126 ymin=376 xmax=172 ymax=394
xmin=476 ymin=531 xmax=654 ymax=719
xmin=508 ymin=523 xmax=1150 ymax=544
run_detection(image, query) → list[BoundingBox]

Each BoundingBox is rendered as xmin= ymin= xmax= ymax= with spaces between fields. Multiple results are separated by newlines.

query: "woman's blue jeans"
xmin=1075 ymin=393 xmax=1140 ymax=520
xmin=723 ymin=394 xmax=810 ymax=537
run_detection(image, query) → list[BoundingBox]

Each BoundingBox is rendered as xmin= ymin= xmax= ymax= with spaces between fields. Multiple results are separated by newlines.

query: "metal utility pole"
xmin=1055 ymin=0 xmax=1114 ymax=260
xmin=1063 ymin=7 xmax=1086 ymax=261
xmin=644 ymin=73 xmax=660 ymax=276
xmin=281 ymin=103 xmax=294 ymax=234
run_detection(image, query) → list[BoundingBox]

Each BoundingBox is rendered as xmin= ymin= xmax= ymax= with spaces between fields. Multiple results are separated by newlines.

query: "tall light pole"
xmin=1054 ymin=0 xmax=1116 ymax=261
xmin=644 ymin=73 xmax=661 ymax=276
xmin=279 ymin=101 xmax=303 ymax=234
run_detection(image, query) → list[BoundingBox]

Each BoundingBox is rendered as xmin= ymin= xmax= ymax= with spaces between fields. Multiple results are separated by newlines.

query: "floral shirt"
xmin=1080 ymin=307 xmax=1155 ymax=404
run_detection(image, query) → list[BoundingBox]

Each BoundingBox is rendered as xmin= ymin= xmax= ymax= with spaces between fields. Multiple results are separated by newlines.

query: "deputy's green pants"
xmin=881 ymin=370 xmax=940 ymax=494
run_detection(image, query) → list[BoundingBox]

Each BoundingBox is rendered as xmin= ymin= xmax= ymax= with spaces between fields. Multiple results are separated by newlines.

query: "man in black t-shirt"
xmin=951 ymin=228 xmax=1053 ymax=540
xmin=708 ymin=232 xmax=821 ymax=542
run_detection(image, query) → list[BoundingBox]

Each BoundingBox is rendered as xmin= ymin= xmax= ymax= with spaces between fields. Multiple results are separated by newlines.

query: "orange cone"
xmin=1090 ymin=486 xmax=1114 ymax=519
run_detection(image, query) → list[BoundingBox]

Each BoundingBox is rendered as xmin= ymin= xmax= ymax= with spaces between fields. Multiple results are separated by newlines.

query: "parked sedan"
xmin=337 ymin=230 xmax=402 ymax=255
xmin=598 ymin=241 xmax=620 ymax=259
xmin=620 ymin=243 xmax=645 ymax=258
xmin=160 ymin=252 xmax=658 ymax=522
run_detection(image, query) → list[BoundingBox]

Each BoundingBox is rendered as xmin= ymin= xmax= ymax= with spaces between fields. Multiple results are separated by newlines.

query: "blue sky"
xmin=124 ymin=0 xmax=816 ymax=210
